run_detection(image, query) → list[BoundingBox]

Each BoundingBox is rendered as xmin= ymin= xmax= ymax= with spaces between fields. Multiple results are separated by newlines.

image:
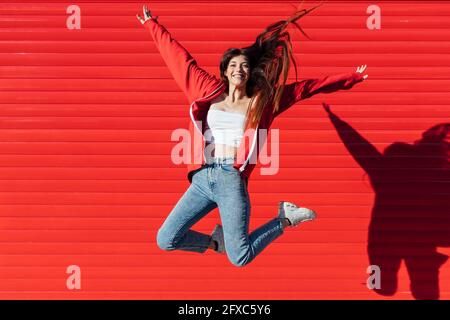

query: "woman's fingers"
xmin=137 ymin=5 xmax=155 ymax=25
xmin=355 ymin=64 xmax=369 ymax=80
xmin=136 ymin=14 xmax=144 ymax=24
xmin=144 ymin=5 xmax=155 ymax=20
xmin=143 ymin=5 xmax=151 ymax=19
xmin=143 ymin=5 xmax=147 ymax=19
xmin=356 ymin=64 xmax=367 ymax=73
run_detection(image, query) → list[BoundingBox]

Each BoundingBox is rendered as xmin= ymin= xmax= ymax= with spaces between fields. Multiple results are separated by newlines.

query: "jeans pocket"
xmin=190 ymin=166 xmax=204 ymax=181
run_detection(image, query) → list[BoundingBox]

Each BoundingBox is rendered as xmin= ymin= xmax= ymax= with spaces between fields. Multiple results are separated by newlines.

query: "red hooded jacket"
xmin=142 ymin=18 xmax=365 ymax=183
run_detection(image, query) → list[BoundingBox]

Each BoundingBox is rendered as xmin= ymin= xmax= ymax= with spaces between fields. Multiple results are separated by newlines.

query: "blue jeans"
xmin=156 ymin=157 xmax=285 ymax=267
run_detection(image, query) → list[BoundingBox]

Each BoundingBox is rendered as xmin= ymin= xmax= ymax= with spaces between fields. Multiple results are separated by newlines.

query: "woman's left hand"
xmin=356 ymin=64 xmax=368 ymax=80
xmin=136 ymin=4 xmax=157 ymax=25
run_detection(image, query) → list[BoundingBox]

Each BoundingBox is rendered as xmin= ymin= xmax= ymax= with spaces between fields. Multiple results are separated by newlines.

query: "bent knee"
xmin=227 ymin=249 xmax=253 ymax=267
xmin=156 ymin=228 xmax=176 ymax=251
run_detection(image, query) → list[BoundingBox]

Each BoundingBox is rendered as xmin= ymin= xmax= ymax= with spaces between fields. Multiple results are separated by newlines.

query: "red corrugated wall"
xmin=0 ymin=0 xmax=449 ymax=299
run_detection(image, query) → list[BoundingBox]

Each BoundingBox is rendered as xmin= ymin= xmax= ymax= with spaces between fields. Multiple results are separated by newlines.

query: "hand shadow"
xmin=323 ymin=102 xmax=450 ymax=300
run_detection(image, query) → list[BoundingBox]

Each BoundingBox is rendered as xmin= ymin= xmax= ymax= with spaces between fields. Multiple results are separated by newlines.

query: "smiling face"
xmin=224 ymin=55 xmax=250 ymax=88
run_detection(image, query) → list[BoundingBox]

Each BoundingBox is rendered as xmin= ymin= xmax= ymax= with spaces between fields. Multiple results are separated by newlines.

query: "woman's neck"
xmin=227 ymin=84 xmax=248 ymax=104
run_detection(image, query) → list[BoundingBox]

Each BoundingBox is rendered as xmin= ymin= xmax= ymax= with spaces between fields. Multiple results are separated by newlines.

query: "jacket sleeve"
xmin=142 ymin=18 xmax=223 ymax=103
xmin=274 ymin=71 xmax=365 ymax=117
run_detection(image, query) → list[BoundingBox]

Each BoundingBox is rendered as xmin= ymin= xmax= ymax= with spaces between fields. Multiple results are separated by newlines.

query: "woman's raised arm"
xmin=137 ymin=5 xmax=223 ymax=103
xmin=273 ymin=65 xmax=368 ymax=117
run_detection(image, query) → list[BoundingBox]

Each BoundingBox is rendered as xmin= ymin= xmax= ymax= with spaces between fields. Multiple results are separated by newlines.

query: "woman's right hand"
xmin=136 ymin=4 xmax=157 ymax=25
xmin=356 ymin=64 xmax=368 ymax=80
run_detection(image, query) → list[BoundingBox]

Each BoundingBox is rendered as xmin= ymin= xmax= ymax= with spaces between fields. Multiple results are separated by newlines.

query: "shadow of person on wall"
xmin=322 ymin=102 xmax=449 ymax=300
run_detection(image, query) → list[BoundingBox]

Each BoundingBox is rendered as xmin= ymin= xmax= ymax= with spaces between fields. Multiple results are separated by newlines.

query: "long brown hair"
xmin=219 ymin=1 xmax=325 ymax=129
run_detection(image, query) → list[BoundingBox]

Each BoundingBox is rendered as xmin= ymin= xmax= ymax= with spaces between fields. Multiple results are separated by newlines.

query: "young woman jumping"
xmin=136 ymin=3 xmax=368 ymax=267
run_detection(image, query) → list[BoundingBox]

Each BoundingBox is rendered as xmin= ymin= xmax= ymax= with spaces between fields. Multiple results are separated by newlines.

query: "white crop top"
xmin=205 ymin=109 xmax=246 ymax=148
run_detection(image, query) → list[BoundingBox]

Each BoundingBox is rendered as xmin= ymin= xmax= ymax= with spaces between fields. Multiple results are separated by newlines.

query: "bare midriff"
xmin=209 ymin=143 xmax=238 ymax=158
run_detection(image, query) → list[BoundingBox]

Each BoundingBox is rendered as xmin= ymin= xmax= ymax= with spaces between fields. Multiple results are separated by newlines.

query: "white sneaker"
xmin=278 ymin=201 xmax=317 ymax=227
xmin=211 ymin=224 xmax=225 ymax=254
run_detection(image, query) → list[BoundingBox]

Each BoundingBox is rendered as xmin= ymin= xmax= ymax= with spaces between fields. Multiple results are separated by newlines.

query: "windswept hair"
xmin=219 ymin=1 xmax=325 ymax=129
